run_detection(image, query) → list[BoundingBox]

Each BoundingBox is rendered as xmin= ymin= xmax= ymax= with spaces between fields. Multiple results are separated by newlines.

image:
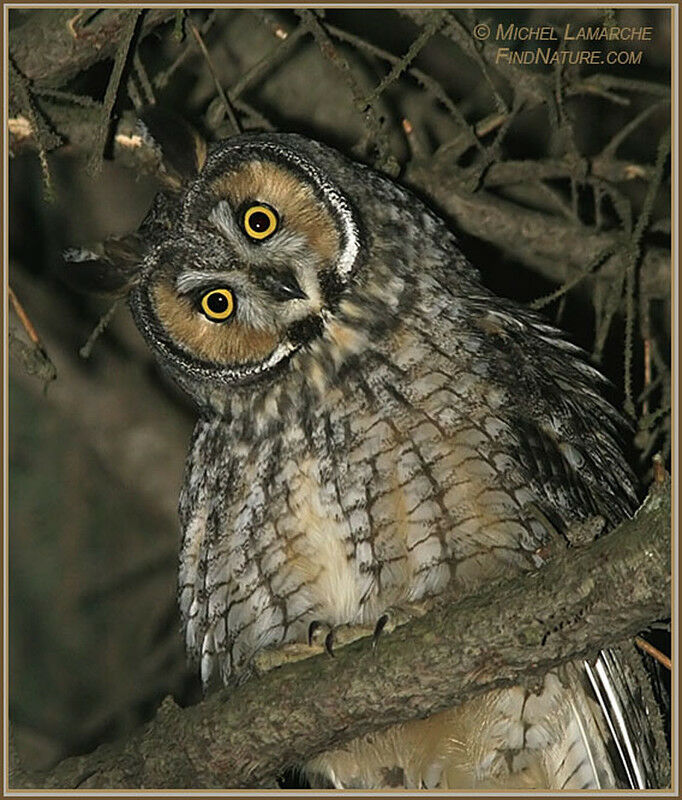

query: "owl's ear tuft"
xmin=61 ymin=234 xmax=143 ymax=297
xmin=137 ymin=106 xmax=207 ymax=190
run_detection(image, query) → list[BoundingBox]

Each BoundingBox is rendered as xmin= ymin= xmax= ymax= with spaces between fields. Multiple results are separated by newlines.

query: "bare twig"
xmin=600 ymin=99 xmax=669 ymax=160
xmin=325 ymin=19 xmax=482 ymax=153
xmin=187 ymin=17 xmax=241 ymax=135
xmin=642 ymin=337 xmax=652 ymax=416
xmin=297 ymin=10 xmax=398 ymax=174
xmin=622 ymin=131 xmax=671 ymax=416
xmin=8 ymin=286 xmax=57 ymax=385
xmin=9 ymin=286 xmax=43 ymax=348
xmin=568 ymin=73 xmax=670 ymax=100
xmin=154 ymin=11 xmax=216 ymax=90
xmin=531 ymin=245 xmax=617 ymax=310
xmin=360 ymin=11 xmax=445 ymax=108
xmin=34 ymin=86 xmax=101 ymax=108
xmin=79 ymin=300 xmax=122 ymax=360
xmin=87 ymin=10 xmax=140 ymax=175
xmin=230 ymin=22 xmax=307 ymax=99
xmin=133 ymin=51 xmax=156 ymax=107
xmin=635 ymin=636 xmax=671 ymax=671
xmin=8 ymin=59 xmax=60 ymax=199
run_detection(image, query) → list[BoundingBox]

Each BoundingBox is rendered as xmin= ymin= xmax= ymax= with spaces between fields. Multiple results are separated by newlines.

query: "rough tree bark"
xmin=10 ymin=479 xmax=671 ymax=790
xmin=9 ymin=9 xmax=176 ymax=87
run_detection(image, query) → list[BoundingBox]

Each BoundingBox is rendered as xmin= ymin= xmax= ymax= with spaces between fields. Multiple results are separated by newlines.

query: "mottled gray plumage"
xmin=71 ymin=129 xmax=661 ymax=789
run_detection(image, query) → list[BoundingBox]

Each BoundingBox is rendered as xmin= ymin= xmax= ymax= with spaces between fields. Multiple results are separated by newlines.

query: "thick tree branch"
xmin=9 ymin=9 xmax=175 ymax=88
xmin=11 ymin=479 xmax=670 ymax=790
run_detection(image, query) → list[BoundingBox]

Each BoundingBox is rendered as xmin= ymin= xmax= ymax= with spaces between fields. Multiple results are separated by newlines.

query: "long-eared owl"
xmin=67 ymin=120 xmax=664 ymax=789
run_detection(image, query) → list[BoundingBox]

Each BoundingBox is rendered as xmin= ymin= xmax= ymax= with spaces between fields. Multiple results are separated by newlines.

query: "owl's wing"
xmin=514 ymin=331 xmax=637 ymax=524
xmin=418 ymin=283 xmax=639 ymax=529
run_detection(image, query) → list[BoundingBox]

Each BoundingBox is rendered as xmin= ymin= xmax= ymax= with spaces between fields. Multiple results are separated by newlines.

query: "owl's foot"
xmin=252 ymin=601 xmax=434 ymax=674
xmin=252 ymin=620 xmax=375 ymax=674
xmin=252 ymin=641 xmax=324 ymax=675
xmin=310 ymin=601 xmax=435 ymax=655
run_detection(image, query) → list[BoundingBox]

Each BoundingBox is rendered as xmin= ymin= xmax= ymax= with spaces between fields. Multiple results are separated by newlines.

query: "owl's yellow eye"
xmin=243 ymin=204 xmax=278 ymax=240
xmin=200 ymin=288 xmax=235 ymax=321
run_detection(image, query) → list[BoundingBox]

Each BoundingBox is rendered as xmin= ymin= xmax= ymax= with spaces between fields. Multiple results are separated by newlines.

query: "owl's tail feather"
xmin=584 ymin=649 xmax=660 ymax=789
xmin=526 ymin=649 xmax=662 ymax=790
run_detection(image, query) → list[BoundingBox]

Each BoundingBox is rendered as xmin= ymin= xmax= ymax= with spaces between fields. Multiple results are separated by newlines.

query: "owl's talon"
xmin=308 ymin=620 xmax=322 ymax=646
xmin=325 ymin=629 xmax=335 ymax=658
xmin=372 ymin=613 xmax=390 ymax=648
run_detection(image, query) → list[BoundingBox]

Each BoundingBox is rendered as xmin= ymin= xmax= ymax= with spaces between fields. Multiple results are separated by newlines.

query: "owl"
xmin=66 ymin=118 xmax=664 ymax=790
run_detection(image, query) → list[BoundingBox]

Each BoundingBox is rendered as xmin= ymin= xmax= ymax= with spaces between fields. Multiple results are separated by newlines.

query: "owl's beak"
xmin=259 ymin=269 xmax=308 ymax=301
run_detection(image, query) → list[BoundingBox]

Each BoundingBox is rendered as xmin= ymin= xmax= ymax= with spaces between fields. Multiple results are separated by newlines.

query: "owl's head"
xmin=133 ymin=131 xmax=367 ymax=403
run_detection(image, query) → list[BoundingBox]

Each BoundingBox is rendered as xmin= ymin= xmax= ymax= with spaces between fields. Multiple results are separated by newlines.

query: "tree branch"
xmin=405 ymin=161 xmax=670 ymax=301
xmin=11 ymin=479 xmax=670 ymax=790
xmin=9 ymin=9 xmax=175 ymax=88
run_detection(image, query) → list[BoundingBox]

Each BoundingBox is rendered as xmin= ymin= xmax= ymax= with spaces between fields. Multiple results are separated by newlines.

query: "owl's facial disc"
xmin=131 ymin=141 xmax=361 ymax=390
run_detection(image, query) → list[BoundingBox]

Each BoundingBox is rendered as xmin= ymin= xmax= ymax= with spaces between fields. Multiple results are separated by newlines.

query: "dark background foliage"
xmin=8 ymin=6 xmax=671 ymax=776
